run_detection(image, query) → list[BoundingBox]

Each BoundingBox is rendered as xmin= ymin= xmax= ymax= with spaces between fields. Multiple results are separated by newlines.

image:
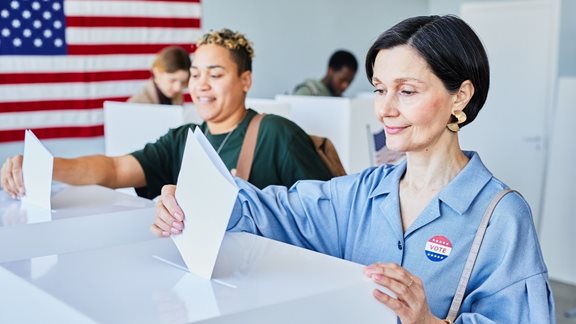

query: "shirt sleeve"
xmin=227 ymin=177 xmax=348 ymax=258
xmin=455 ymin=273 xmax=555 ymax=323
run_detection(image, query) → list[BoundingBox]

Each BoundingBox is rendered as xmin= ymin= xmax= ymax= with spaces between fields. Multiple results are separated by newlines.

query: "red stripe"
xmin=0 ymin=71 xmax=149 ymax=85
xmin=0 ymin=125 xmax=104 ymax=143
xmin=67 ymin=43 xmax=196 ymax=55
xmin=66 ymin=17 xmax=200 ymax=28
xmin=0 ymin=97 xmax=129 ymax=113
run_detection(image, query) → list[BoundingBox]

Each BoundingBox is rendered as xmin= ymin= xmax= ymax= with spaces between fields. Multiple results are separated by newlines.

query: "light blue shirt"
xmin=228 ymin=151 xmax=555 ymax=323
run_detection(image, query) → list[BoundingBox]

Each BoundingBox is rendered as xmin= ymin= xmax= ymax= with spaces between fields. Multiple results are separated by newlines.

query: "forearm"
xmin=53 ymin=155 xmax=145 ymax=189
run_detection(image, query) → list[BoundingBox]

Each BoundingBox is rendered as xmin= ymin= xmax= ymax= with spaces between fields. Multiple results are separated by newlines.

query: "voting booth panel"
xmin=104 ymin=101 xmax=196 ymax=156
xmin=276 ymin=95 xmax=381 ymax=174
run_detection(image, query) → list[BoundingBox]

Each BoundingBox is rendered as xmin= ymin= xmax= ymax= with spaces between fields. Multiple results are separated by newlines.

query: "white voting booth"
xmin=276 ymin=95 xmax=382 ymax=174
xmin=103 ymin=101 xmax=201 ymax=156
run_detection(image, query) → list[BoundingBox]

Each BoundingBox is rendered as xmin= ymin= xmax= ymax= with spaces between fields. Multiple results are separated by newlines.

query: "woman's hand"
xmin=364 ymin=262 xmax=445 ymax=324
xmin=1 ymin=155 xmax=25 ymax=198
xmin=150 ymin=184 xmax=185 ymax=237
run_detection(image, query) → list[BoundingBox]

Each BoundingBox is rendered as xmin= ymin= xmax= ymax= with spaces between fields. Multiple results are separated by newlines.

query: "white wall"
xmin=202 ymin=0 xmax=429 ymax=98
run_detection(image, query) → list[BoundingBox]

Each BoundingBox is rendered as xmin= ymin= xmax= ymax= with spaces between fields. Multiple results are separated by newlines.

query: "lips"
xmin=385 ymin=125 xmax=408 ymax=135
xmin=195 ymin=96 xmax=216 ymax=103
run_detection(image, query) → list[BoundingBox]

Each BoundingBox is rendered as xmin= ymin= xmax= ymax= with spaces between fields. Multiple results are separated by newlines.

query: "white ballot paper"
xmin=171 ymin=128 xmax=239 ymax=279
xmin=21 ymin=130 xmax=54 ymax=210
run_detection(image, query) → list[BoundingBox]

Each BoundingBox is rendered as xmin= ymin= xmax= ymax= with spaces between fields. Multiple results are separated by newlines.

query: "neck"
xmin=206 ymin=106 xmax=248 ymax=134
xmin=401 ymin=136 xmax=469 ymax=191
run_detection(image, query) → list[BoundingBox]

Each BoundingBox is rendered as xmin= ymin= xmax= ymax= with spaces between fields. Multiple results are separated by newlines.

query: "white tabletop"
xmin=0 ymin=232 xmax=397 ymax=323
xmin=0 ymin=184 xmax=156 ymax=262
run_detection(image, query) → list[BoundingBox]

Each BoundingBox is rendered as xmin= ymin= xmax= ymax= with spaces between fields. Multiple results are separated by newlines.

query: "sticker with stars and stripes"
xmin=425 ymin=235 xmax=452 ymax=262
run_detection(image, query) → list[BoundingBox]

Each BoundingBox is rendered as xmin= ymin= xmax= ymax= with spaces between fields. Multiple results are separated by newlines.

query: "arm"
xmin=152 ymin=177 xmax=348 ymax=258
xmin=53 ymin=154 xmax=145 ymax=188
xmin=1 ymin=153 xmax=145 ymax=198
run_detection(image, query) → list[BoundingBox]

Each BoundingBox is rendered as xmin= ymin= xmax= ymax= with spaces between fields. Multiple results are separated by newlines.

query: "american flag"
xmin=0 ymin=0 xmax=201 ymax=143
xmin=371 ymin=127 xmax=405 ymax=165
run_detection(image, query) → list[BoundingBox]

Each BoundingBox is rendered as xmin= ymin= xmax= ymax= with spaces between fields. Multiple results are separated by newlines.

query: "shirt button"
xmin=397 ymin=241 xmax=403 ymax=250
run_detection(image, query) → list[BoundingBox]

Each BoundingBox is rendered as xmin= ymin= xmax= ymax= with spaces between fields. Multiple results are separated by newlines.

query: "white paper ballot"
xmin=171 ymin=128 xmax=239 ymax=279
xmin=21 ymin=130 xmax=54 ymax=210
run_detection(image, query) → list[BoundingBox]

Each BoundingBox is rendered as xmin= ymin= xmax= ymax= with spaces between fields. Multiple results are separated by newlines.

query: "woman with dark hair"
xmin=128 ymin=46 xmax=191 ymax=105
xmin=153 ymin=15 xmax=555 ymax=323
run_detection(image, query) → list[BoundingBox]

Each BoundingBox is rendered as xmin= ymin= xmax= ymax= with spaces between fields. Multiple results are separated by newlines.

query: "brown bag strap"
xmin=235 ymin=113 xmax=264 ymax=180
xmin=445 ymin=189 xmax=517 ymax=322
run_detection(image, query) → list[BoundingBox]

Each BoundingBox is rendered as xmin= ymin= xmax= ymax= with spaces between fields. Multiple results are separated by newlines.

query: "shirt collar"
xmin=367 ymin=151 xmax=492 ymax=215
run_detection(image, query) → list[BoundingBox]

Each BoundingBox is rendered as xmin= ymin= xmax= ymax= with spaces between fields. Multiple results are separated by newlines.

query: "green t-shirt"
xmin=131 ymin=109 xmax=332 ymax=199
xmin=293 ymin=79 xmax=332 ymax=96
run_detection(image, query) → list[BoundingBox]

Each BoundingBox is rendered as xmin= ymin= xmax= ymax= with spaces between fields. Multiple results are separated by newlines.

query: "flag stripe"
xmin=0 ymin=70 xmax=149 ymax=85
xmin=0 ymin=126 xmax=104 ymax=142
xmin=0 ymin=80 xmax=146 ymax=102
xmin=0 ymin=110 xmax=103 ymax=130
xmin=64 ymin=1 xmax=201 ymax=18
xmin=67 ymin=43 xmax=194 ymax=55
xmin=0 ymin=55 xmax=157 ymax=73
xmin=66 ymin=16 xmax=200 ymax=28
xmin=66 ymin=27 xmax=202 ymax=44
xmin=0 ymin=97 xmax=129 ymax=113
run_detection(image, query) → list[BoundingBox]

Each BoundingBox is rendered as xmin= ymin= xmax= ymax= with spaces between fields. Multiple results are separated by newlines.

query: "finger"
xmin=150 ymin=223 xmax=170 ymax=237
xmin=160 ymin=185 xmax=184 ymax=222
xmin=12 ymin=155 xmax=24 ymax=195
xmin=154 ymin=200 xmax=176 ymax=233
xmin=373 ymin=288 xmax=407 ymax=312
xmin=371 ymin=273 xmax=414 ymax=300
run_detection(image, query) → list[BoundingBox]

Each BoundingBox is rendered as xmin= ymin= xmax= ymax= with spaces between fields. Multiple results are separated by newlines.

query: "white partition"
xmin=104 ymin=101 xmax=194 ymax=156
xmin=276 ymin=95 xmax=380 ymax=174
xmin=540 ymin=78 xmax=576 ymax=285
xmin=246 ymin=98 xmax=292 ymax=119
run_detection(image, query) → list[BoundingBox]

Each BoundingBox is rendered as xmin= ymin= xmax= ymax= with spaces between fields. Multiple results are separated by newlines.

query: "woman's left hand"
xmin=364 ymin=262 xmax=444 ymax=324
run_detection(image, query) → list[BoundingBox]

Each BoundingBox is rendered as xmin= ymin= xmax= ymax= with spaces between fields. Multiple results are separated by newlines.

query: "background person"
xmin=128 ymin=46 xmax=192 ymax=105
xmin=153 ymin=15 xmax=555 ymax=323
xmin=293 ymin=49 xmax=357 ymax=97
xmin=1 ymin=29 xmax=332 ymax=200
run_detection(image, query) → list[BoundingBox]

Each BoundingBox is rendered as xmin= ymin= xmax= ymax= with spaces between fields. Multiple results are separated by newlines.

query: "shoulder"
xmin=293 ymin=79 xmax=319 ymax=95
xmin=259 ymin=114 xmax=308 ymax=138
xmin=128 ymin=79 xmax=157 ymax=104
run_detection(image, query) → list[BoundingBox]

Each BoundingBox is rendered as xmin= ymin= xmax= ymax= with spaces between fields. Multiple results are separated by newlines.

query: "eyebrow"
xmin=372 ymin=76 xmax=425 ymax=84
xmin=191 ymin=65 xmax=225 ymax=70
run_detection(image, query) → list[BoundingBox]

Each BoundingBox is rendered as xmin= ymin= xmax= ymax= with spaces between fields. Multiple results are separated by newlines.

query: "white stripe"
xmin=66 ymin=27 xmax=202 ymax=45
xmin=0 ymin=110 xmax=103 ymax=131
xmin=0 ymin=80 xmax=146 ymax=102
xmin=65 ymin=0 xmax=201 ymax=18
xmin=0 ymin=55 xmax=156 ymax=73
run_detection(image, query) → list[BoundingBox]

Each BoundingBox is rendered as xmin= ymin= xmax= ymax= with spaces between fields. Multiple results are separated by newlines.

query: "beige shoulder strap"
xmin=446 ymin=189 xmax=517 ymax=322
xmin=235 ymin=114 xmax=264 ymax=180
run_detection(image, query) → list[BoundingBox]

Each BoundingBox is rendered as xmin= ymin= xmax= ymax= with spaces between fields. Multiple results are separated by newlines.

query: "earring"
xmin=447 ymin=110 xmax=467 ymax=132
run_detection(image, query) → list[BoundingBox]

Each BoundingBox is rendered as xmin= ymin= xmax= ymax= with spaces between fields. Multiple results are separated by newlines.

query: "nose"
xmin=374 ymin=93 xmax=398 ymax=121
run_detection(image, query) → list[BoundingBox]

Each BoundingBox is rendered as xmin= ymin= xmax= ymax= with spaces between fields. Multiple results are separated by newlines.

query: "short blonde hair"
xmin=197 ymin=28 xmax=254 ymax=74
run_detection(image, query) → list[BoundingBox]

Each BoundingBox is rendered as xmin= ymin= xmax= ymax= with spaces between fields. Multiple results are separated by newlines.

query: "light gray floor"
xmin=551 ymin=280 xmax=576 ymax=324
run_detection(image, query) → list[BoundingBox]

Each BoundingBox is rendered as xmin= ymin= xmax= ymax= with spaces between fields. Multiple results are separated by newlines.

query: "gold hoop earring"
xmin=447 ymin=110 xmax=467 ymax=132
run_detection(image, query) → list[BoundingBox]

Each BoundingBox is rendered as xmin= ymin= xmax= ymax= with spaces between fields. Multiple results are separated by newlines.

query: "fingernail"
xmin=170 ymin=228 xmax=181 ymax=234
xmin=162 ymin=231 xmax=170 ymax=237
xmin=172 ymin=222 xmax=183 ymax=230
xmin=174 ymin=212 xmax=183 ymax=221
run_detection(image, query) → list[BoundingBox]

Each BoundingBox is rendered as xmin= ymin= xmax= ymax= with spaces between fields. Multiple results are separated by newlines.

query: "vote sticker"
xmin=425 ymin=235 xmax=452 ymax=262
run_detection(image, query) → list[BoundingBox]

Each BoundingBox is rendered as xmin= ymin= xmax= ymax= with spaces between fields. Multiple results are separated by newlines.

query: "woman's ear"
xmin=240 ymin=70 xmax=252 ymax=93
xmin=453 ymin=80 xmax=475 ymax=111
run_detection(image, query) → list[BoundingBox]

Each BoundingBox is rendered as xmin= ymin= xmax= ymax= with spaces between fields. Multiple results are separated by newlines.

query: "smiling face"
xmin=371 ymin=45 xmax=460 ymax=153
xmin=153 ymin=69 xmax=190 ymax=99
xmin=188 ymin=44 xmax=251 ymax=131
